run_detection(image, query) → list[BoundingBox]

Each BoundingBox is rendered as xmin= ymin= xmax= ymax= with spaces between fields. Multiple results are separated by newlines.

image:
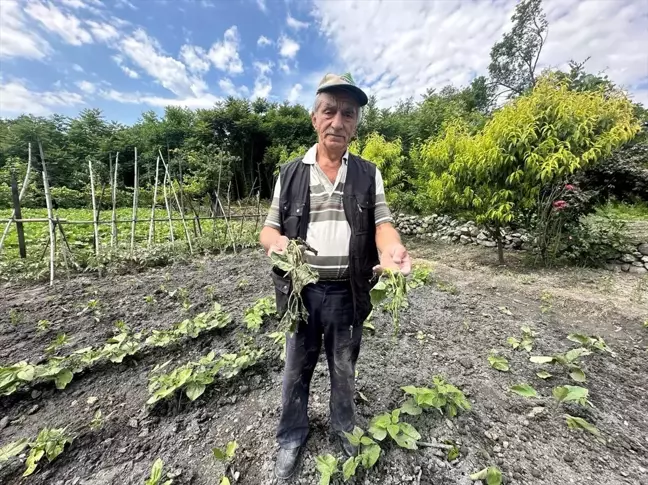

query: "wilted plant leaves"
xmin=553 ymin=385 xmax=589 ymax=405
xmin=510 ymin=384 xmax=538 ymax=398
xmin=530 ymin=355 xmax=554 ymax=364
xmin=569 ymin=368 xmax=586 ymax=383
xmin=0 ymin=439 xmax=28 ymax=462
xmin=565 ymin=414 xmax=604 ymax=441
xmin=470 ymin=466 xmax=502 ymax=485
xmin=488 ymin=354 xmax=510 ymax=372
xmin=536 ymin=370 xmax=552 ymax=379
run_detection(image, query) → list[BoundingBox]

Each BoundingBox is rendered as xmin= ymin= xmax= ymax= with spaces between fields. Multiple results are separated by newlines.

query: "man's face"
xmin=311 ymin=91 xmax=359 ymax=152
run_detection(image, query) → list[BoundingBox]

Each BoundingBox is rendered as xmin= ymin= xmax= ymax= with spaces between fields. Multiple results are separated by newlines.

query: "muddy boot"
xmin=274 ymin=446 xmax=301 ymax=480
xmin=337 ymin=433 xmax=359 ymax=458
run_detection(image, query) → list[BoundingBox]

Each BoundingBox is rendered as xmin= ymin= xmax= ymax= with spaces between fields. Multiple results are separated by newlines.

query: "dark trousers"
xmin=276 ymin=281 xmax=362 ymax=449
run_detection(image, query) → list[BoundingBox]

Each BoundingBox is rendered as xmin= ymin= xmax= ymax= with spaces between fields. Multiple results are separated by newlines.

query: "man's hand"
xmin=267 ymin=235 xmax=290 ymax=257
xmin=373 ymin=243 xmax=411 ymax=276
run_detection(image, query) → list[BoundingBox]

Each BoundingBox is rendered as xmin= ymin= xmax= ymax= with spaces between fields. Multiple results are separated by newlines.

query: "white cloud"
xmin=180 ymin=45 xmax=210 ymax=74
xmin=76 ymin=80 xmax=96 ymax=94
xmin=61 ymin=0 xmax=104 ymax=9
xmin=112 ymin=55 xmax=140 ymax=79
xmin=0 ymin=80 xmax=84 ymax=116
xmin=278 ymin=35 xmax=300 ymax=59
xmin=208 ymin=26 xmax=244 ymax=74
xmin=116 ymin=0 xmax=137 ymax=10
xmin=25 ymin=0 xmax=93 ymax=46
xmin=256 ymin=0 xmax=267 ymax=13
xmin=287 ymin=83 xmax=303 ymax=103
xmin=100 ymin=89 xmax=221 ymax=109
xmin=72 ymin=64 xmax=84 ymax=72
xmin=253 ymin=61 xmax=273 ymax=76
xmin=312 ymin=0 xmax=648 ymax=107
xmin=278 ymin=60 xmax=292 ymax=74
xmin=118 ymin=29 xmax=205 ymax=96
xmin=0 ymin=0 xmax=51 ymax=59
xmin=86 ymin=20 xmax=120 ymax=42
xmin=257 ymin=35 xmax=272 ymax=47
xmin=219 ymin=78 xmax=250 ymax=97
xmin=287 ymin=14 xmax=309 ymax=30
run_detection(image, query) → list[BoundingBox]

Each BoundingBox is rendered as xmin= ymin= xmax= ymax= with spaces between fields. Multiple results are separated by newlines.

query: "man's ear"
xmin=311 ymin=112 xmax=317 ymax=130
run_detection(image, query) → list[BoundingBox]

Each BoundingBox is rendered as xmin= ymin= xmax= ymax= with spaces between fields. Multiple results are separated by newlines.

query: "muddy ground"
xmin=1 ymin=241 xmax=647 ymax=485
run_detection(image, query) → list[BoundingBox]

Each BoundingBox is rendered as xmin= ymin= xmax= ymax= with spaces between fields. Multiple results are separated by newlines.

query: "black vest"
xmin=272 ymin=153 xmax=379 ymax=323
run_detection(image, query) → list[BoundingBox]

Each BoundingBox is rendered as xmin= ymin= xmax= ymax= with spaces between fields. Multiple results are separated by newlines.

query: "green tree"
xmin=417 ymin=75 xmax=640 ymax=263
xmin=489 ymin=0 xmax=547 ymax=97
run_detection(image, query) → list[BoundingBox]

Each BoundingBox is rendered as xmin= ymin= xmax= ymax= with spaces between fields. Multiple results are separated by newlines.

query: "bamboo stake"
xmin=110 ymin=152 xmax=119 ymax=248
xmin=88 ymin=160 xmax=100 ymax=257
xmin=147 ymin=155 xmax=160 ymax=247
xmin=130 ymin=147 xmax=139 ymax=252
xmin=162 ymin=164 xmax=175 ymax=244
xmin=38 ymin=140 xmax=56 ymax=286
xmin=159 ymin=150 xmax=192 ymax=254
xmin=0 ymin=143 xmax=33 ymax=253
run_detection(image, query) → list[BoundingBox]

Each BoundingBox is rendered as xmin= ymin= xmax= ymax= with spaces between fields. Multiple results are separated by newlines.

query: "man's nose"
xmin=330 ymin=111 xmax=344 ymax=129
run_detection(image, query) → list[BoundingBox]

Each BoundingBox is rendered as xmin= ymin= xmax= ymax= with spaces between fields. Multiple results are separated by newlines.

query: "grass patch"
xmin=595 ymin=201 xmax=648 ymax=221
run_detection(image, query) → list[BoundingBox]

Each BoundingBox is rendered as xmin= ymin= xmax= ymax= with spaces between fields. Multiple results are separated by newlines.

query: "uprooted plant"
xmin=400 ymin=376 xmax=471 ymax=418
xmin=370 ymin=269 xmax=408 ymax=335
xmin=244 ymin=296 xmax=277 ymax=331
xmin=271 ymin=238 xmax=319 ymax=334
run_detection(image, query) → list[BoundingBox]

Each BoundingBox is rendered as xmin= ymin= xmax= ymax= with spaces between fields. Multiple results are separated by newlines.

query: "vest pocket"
xmin=353 ymin=194 xmax=375 ymax=234
xmin=271 ymin=268 xmax=292 ymax=317
xmin=281 ymin=201 xmax=305 ymax=239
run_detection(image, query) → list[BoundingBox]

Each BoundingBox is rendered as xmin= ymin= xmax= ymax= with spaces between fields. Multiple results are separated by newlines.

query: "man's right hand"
xmin=267 ymin=235 xmax=290 ymax=257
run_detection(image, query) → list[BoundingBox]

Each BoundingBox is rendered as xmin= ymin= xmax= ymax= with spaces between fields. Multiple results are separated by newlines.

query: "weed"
xmin=530 ymin=347 xmax=591 ymax=382
xmin=9 ymin=309 xmax=23 ymax=325
xmin=145 ymin=458 xmax=173 ymax=485
xmin=89 ymin=410 xmax=103 ymax=431
xmin=205 ymin=285 xmax=215 ymax=300
xmin=212 ymin=441 xmax=237 ymax=462
xmin=144 ymin=295 xmax=156 ymax=306
xmin=407 ymin=265 xmax=433 ymax=289
xmin=436 ymin=281 xmax=458 ymax=294
xmin=45 ymin=333 xmax=70 ymax=356
xmin=540 ymin=290 xmax=553 ymax=314
xmin=237 ymin=278 xmax=249 ymax=289
xmin=36 ymin=319 xmax=50 ymax=332
xmin=400 ymin=376 xmax=471 ymax=418
xmin=244 ymin=296 xmax=276 ymax=331
xmin=77 ymin=299 xmax=102 ymax=322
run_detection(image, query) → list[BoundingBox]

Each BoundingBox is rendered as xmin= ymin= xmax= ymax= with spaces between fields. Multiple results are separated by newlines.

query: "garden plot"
xmin=1 ymin=247 xmax=647 ymax=485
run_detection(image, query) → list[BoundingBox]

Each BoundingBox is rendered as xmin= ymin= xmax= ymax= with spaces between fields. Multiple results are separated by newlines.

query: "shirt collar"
xmin=303 ymin=143 xmax=349 ymax=165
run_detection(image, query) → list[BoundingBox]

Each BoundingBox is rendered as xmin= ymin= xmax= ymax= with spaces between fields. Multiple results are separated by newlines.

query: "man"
xmin=259 ymin=72 xmax=411 ymax=480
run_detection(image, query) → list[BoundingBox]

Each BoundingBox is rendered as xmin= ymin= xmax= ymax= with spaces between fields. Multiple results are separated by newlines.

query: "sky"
xmin=0 ymin=0 xmax=647 ymax=124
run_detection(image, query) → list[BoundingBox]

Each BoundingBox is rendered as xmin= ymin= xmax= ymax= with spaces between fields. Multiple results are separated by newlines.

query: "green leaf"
xmin=400 ymin=398 xmax=423 ymax=416
xmin=536 ymin=370 xmax=552 ymax=379
xmin=565 ymin=347 xmax=591 ymax=362
xmin=146 ymin=458 xmax=164 ymax=485
xmin=447 ymin=445 xmax=460 ymax=461
xmin=567 ymin=333 xmax=591 ymax=346
xmin=488 ymin=354 xmax=510 ymax=372
xmin=399 ymin=422 xmax=421 ymax=441
xmin=225 ymin=441 xmax=238 ymax=459
xmin=569 ymin=368 xmax=586 ymax=383
xmin=510 ymin=384 xmax=538 ymax=398
xmin=185 ymin=383 xmax=206 ymax=401
xmin=212 ymin=448 xmax=227 ymax=461
xmin=23 ymin=448 xmax=44 ymax=476
xmin=369 ymin=280 xmax=388 ymax=306
xmin=530 ymin=356 xmax=554 ymax=364
xmin=220 ymin=477 xmax=231 ymax=485
xmin=0 ymin=438 xmax=28 ymax=462
xmin=387 ymin=424 xmax=400 ymax=440
xmin=565 ymin=414 xmax=603 ymax=440
xmin=342 ymin=456 xmax=359 ymax=481
xmin=552 ymin=385 xmax=588 ymax=404
xmin=368 ymin=426 xmax=387 ymax=441
xmin=344 ymin=431 xmax=361 ymax=447
xmin=470 ymin=466 xmax=502 ymax=485
xmin=361 ymin=444 xmax=381 ymax=468
xmin=393 ymin=434 xmax=418 ymax=450
xmin=54 ymin=369 xmax=73 ymax=390
xmin=359 ymin=436 xmax=375 ymax=446
xmin=315 ymin=454 xmax=338 ymax=485
xmin=506 ymin=336 xmax=520 ymax=349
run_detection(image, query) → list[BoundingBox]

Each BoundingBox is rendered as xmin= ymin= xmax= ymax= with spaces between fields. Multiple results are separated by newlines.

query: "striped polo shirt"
xmin=264 ymin=144 xmax=393 ymax=280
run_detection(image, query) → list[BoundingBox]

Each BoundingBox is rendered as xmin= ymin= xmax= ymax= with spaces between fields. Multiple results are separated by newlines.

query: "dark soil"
xmin=1 ymin=243 xmax=647 ymax=485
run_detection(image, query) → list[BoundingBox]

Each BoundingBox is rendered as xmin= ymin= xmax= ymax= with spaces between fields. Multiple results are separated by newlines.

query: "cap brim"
xmin=317 ymin=84 xmax=368 ymax=107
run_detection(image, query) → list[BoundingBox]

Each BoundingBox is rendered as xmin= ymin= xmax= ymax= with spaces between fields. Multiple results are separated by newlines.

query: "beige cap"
xmin=316 ymin=72 xmax=368 ymax=106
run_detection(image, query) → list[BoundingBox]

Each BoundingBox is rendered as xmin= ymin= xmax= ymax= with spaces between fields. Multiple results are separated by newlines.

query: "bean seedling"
xmin=244 ymin=296 xmax=276 ymax=331
xmin=507 ymin=325 xmax=537 ymax=352
xmin=315 ymin=454 xmax=339 ymax=485
xmin=488 ymin=351 xmax=510 ymax=372
xmin=530 ymin=347 xmax=591 ymax=382
xmin=368 ymin=408 xmax=420 ymax=450
xmin=145 ymin=458 xmax=173 ymax=485
xmin=400 ymin=376 xmax=471 ymax=418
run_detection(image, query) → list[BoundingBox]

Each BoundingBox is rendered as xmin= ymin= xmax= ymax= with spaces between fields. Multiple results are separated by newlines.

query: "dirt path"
xmin=1 ymin=243 xmax=647 ymax=485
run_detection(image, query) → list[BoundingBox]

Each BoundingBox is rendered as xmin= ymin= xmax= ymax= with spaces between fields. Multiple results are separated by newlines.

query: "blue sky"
xmin=1 ymin=0 xmax=647 ymax=124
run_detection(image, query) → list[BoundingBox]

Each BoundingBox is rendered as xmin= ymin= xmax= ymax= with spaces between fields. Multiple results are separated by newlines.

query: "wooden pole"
xmin=0 ymin=143 xmax=32 ymax=253
xmin=10 ymin=170 xmax=27 ymax=259
xmin=130 ymin=147 xmax=139 ymax=252
xmin=88 ymin=160 xmax=100 ymax=257
xmin=38 ymin=140 xmax=56 ymax=286
xmin=148 ymin=155 xmax=160 ymax=247
xmin=110 ymin=152 xmax=119 ymax=248
xmin=162 ymin=164 xmax=175 ymax=244
xmin=159 ymin=150 xmax=192 ymax=254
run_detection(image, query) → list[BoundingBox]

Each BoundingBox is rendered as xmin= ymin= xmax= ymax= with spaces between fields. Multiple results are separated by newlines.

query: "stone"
xmin=628 ymin=265 xmax=647 ymax=274
xmin=632 ymin=261 xmax=644 ymax=267
xmin=642 ymin=256 xmax=648 ymax=263
xmin=31 ymin=390 xmax=42 ymax=399
xmin=621 ymin=263 xmax=631 ymax=272
xmin=27 ymin=404 xmax=39 ymax=415
xmin=604 ymin=263 xmax=621 ymax=272
xmin=620 ymin=253 xmax=637 ymax=263
xmin=0 ymin=416 xmax=9 ymax=430
xmin=460 ymin=235 xmax=471 ymax=244
xmin=482 ymin=241 xmax=497 ymax=248
xmin=460 ymin=226 xmax=471 ymax=236
xmin=470 ymin=226 xmax=480 ymax=237
xmin=638 ymin=242 xmax=648 ymax=255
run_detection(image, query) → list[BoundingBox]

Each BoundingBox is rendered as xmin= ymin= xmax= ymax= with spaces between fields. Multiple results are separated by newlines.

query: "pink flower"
xmin=553 ymin=200 xmax=567 ymax=211
xmin=564 ymin=184 xmax=575 ymax=191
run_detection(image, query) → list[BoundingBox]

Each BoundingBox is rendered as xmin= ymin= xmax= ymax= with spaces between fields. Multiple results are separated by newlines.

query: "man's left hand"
xmin=373 ymin=243 xmax=411 ymax=276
